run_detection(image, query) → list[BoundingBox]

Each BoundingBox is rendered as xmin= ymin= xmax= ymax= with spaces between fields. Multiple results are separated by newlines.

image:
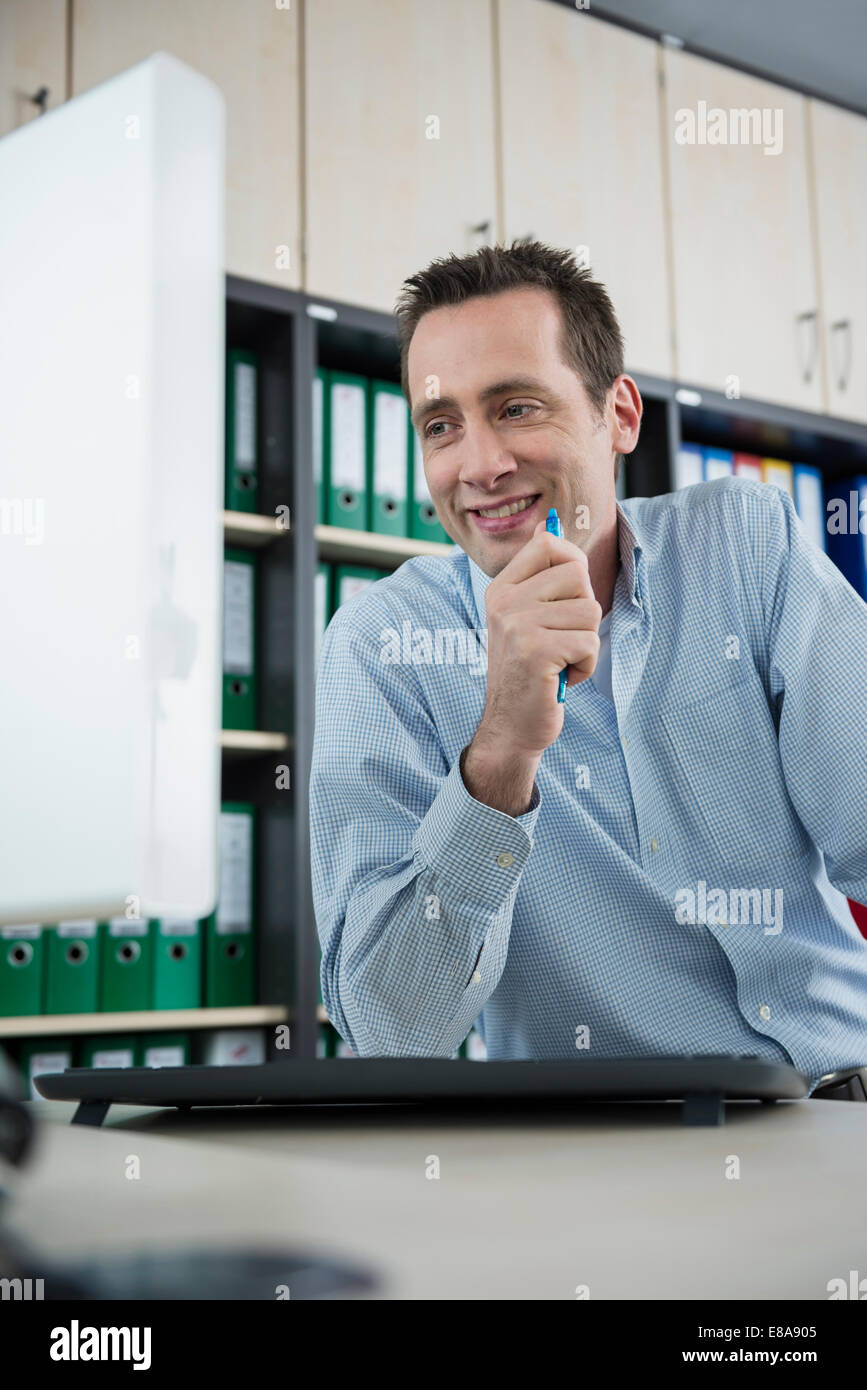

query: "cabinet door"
xmin=663 ymin=48 xmax=821 ymax=412
xmin=498 ymin=1 xmax=672 ymax=380
xmin=72 ymin=0 xmax=300 ymax=288
xmin=0 ymin=0 xmax=66 ymax=138
xmin=305 ymin=0 xmax=497 ymax=312
xmin=810 ymin=99 xmax=867 ymax=425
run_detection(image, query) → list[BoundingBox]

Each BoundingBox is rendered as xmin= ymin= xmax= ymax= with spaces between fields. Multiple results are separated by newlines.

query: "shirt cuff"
xmin=412 ymin=747 xmax=541 ymax=905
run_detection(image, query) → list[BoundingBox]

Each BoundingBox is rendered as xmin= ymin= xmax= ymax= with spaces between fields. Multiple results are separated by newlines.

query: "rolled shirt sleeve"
xmin=310 ymin=601 xmax=540 ymax=1057
xmin=758 ymin=484 xmax=867 ymax=903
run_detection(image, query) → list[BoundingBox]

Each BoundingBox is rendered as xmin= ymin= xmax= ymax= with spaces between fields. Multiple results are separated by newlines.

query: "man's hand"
xmin=461 ymin=521 xmax=602 ymax=815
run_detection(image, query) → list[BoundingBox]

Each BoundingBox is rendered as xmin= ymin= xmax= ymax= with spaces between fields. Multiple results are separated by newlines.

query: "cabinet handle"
xmin=795 ymin=310 xmax=818 ymax=385
xmin=830 ymin=319 xmax=852 ymax=392
xmin=27 ymin=86 xmax=50 ymax=116
xmin=468 ymin=220 xmax=491 ymax=252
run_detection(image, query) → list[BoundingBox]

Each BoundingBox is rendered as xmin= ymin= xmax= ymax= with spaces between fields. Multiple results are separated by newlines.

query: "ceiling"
xmin=561 ymin=0 xmax=867 ymax=115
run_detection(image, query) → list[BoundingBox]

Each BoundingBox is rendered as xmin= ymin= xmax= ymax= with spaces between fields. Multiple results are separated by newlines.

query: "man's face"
xmin=408 ymin=286 xmax=621 ymax=577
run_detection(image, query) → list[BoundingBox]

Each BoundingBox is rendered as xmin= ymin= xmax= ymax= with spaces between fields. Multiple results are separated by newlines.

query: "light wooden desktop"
xmin=6 ymin=1096 xmax=867 ymax=1299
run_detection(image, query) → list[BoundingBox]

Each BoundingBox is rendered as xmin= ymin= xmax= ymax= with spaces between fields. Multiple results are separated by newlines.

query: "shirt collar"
xmin=467 ymin=500 xmax=646 ymax=629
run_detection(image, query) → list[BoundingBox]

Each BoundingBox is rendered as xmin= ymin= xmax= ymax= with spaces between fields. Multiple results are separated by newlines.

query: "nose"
xmin=456 ymin=419 xmax=518 ymax=497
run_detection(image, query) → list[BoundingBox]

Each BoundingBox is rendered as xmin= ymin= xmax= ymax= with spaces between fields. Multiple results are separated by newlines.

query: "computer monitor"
xmin=0 ymin=53 xmax=225 ymax=925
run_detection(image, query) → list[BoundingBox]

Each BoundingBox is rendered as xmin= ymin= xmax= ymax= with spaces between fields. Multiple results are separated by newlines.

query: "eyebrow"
xmin=410 ymin=377 xmax=555 ymax=432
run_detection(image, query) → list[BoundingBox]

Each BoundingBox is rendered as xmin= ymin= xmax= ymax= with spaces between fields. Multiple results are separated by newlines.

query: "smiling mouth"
xmin=469 ymin=494 xmax=540 ymax=519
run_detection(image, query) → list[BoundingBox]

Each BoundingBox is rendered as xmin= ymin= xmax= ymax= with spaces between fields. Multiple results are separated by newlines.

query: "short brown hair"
xmin=395 ymin=240 xmax=626 ymax=476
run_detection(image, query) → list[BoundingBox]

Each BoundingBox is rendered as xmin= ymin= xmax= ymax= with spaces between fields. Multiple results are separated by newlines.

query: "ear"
xmin=609 ymin=375 xmax=642 ymax=455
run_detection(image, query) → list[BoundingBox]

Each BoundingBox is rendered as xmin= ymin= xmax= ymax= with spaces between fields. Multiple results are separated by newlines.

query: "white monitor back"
xmin=0 ymin=53 xmax=224 ymax=924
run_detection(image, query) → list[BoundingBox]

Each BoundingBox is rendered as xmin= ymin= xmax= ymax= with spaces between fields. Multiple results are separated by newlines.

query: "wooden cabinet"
xmin=71 ymin=0 xmax=301 ymax=289
xmin=304 ymin=0 xmax=497 ymax=312
xmin=497 ymin=1 xmax=673 ymax=380
xmin=0 ymin=0 xmax=66 ymax=138
xmin=12 ymin=0 xmax=867 ymax=429
xmin=663 ymin=48 xmax=822 ymax=411
xmin=809 ymin=99 xmax=867 ymax=425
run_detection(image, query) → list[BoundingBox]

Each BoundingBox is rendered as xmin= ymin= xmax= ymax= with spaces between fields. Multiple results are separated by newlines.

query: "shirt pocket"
xmin=658 ymin=677 xmax=807 ymax=876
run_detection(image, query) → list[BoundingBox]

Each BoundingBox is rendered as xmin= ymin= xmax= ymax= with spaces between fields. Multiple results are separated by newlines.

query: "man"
xmin=310 ymin=240 xmax=867 ymax=1090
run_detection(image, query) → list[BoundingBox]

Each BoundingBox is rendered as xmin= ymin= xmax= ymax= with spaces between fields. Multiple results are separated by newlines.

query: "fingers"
xmin=540 ymin=628 xmax=601 ymax=683
xmin=496 ymin=524 xmax=588 ymax=587
xmin=566 ymin=656 xmax=598 ymax=684
xmin=520 ymin=559 xmax=596 ymax=604
xmin=531 ymin=596 xmax=604 ymax=631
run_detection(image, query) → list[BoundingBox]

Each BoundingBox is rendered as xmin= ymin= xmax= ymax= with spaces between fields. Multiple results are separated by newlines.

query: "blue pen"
xmin=545 ymin=508 xmax=568 ymax=703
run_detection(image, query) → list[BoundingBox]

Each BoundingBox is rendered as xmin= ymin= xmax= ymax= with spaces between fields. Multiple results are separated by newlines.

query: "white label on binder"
xmin=374 ymin=391 xmax=407 ymax=497
xmin=2 ymin=924 xmax=40 ymax=939
xmin=217 ymin=811 xmax=253 ymax=934
xmin=330 ymin=382 xmax=366 ymax=489
xmin=29 ymin=1052 xmax=71 ymax=1098
xmin=143 ymin=1044 xmax=186 ymax=1067
xmin=674 ymin=447 xmax=703 ymax=490
xmin=734 ymin=459 xmax=762 ymax=481
xmin=233 ymin=360 xmax=257 ymax=470
xmin=159 ymin=919 xmax=199 ymax=936
xmin=109 ymin=919 xmax=148 ymax=937
xmin=57 ymin=921 xmax=97 ymax=938
xmin=764 ymin=463 xmax=794 ymax=497
xmin=413 ymin=432 xmax=432 ymax=502
xmin=313 ymin=375 xmax=323 ymax=485
xmin=339 ymin=575 xmax=375 ymax=606
xmin=794 ymin=471 xmax=825 ymax=551
xmin=223 ymin=560 xmax=254 ymax=676
xmin=315 ymin=568 xmax=327 ymax=669
xmin=704 ymin=456 xmax=733 ymax=480
xmin=465 ymin=1030 xmax=488 ymax=1060
xmin=91 ymin=1048 xmax=135 ymax=1068
xmin=202 ymin=1028 xmax=265 ymax=1065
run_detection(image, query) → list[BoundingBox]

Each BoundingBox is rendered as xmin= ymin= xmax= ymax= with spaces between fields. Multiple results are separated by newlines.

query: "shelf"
xmin=316 ymin=524 xmax=455 ymax=569
xmin=0 ymin=1004 xmax=288 ymax=1040
xmin=220 ymin=730 xmax=291 ymax=758
xmin=675 ymin=383 xmax=867 ymax=474
xmin=222 ymin=510 xmax=289 ymax=548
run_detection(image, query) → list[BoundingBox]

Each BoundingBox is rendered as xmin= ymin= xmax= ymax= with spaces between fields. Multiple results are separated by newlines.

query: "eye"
xmin=504 ymin=402 xmax=539 ymax=421
xmin=424 ymin=419 xmax=454 ymax=441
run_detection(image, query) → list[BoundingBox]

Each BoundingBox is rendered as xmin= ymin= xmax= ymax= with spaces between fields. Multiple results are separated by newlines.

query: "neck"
xmin=583 ymin=502 xmax=619 ymax=617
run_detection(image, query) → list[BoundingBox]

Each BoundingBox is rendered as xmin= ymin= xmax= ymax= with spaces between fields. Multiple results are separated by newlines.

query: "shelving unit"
xmin=0 ymin=1006 xmax=287 ymax=1041
xmin=315 ymin=524 xmax=454 ymax=569
xmin=222 ymin=510 xmax=288 ymax=549
xmin=674 ymin=383 xmax=867 ymax=478
xmin=219 ymin=730 xmax=291 ymax=759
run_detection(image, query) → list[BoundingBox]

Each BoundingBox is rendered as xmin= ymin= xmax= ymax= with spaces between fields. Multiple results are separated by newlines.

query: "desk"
xmin=6 ymin=1098 xmax=867 ymax=1299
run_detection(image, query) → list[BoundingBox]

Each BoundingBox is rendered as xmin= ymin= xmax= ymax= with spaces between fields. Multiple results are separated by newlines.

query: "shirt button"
xmin=650 ymin=837 xmax=658 ymax=853
xmin=471 ymin=971 xmax=481 ymax=984
xmin=496 ymin=851 xmax=514 ymax=868
xmin=720 ymin=919 xmax=729 ymax=929
xmin=620 ymin=734 xmax=628 ymax=749
xmin=759 ymin=1004 xmax=771 ymax=1021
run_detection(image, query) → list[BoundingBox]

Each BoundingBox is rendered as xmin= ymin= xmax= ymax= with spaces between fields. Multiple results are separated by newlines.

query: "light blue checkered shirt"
xmin=310 ymin=478 xmax=867 ymax=1091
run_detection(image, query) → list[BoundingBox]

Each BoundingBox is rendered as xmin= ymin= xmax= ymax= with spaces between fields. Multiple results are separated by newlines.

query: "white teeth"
xmin=477 ymin=496 xmax=536 ymax=519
